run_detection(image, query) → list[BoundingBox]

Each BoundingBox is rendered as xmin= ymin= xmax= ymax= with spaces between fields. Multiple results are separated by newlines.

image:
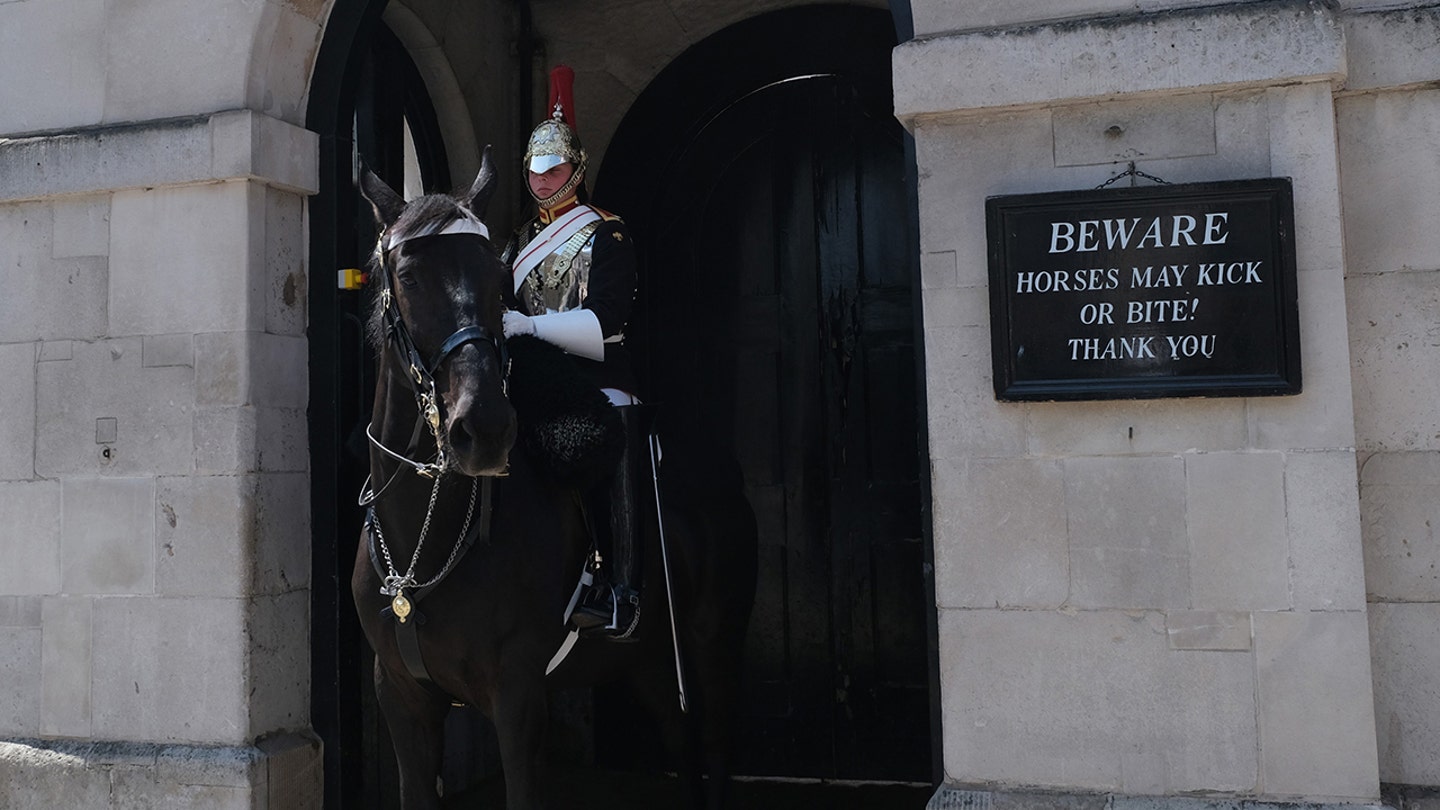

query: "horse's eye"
xmin=396 ymin=270 xmax=418 ymax=288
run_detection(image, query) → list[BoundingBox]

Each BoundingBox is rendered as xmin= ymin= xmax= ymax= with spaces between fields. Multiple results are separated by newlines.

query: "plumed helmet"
xmin=524 ymin=65 xmax=588 ymax=206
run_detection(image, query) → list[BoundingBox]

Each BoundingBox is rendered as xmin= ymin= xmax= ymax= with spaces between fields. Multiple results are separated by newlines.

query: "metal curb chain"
xmin=1097 ymin=161 xmax=1171 ymax=189
xmin=376 ymin=475 xmax=480 ymax=597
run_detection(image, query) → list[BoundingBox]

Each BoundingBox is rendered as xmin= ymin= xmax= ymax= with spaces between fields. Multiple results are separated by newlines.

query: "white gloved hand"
xmin=502 ymin=310 xmax=535 ymax=338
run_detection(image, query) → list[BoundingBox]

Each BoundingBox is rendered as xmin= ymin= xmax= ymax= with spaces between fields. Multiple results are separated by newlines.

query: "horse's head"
xmin=360 ymin=147 xmax=517 ymax=477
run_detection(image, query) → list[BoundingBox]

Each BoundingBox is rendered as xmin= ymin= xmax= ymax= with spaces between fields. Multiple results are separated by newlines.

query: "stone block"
xmin=142 ymin=335 xmax=194 ymax=369
xmin=209 ymin=110 xmax=320 ymax=195
xmin=1054 ymin=94 xmax=1217 ymax=167
xmin=1345 ymin=8 xmax=1440 ymax=92
xmin=60 ymin=477 xmax=156 ymax=596
xmin=257 ymin=407 xmax=309 ymax=472
xmin=895 ymin=2 xmax=1344 ymax=121
xmin=1026 ymin=398 xmax=1248 ymax=457
xmin=0 ymin=481 xmax=63 ymax=595
xmin=937 ymin=607 xmax=1257 ymax=792
xmin=109 ymin=183 xmax=261 ymax=336
xmin=1186 ymin=452 xmax=1289 ymax=610
xmin=1346 ymin=270 xmax=1440 ymax=452
xmin=0 ymin=342 xmax=37 ymax=481
xmin=194 ymin=406 xmax=259 ymax=475
xmin=0 ymin=202 xmax=108 ymax=343
xmin=913 ymin=109 xmax=1059 ymax=274
xmin=1254 ymin=610 xmax=1380 ymax=798
xmin=51 ymin=195 xmax=111 ymax=259
xmin=41 ymin=596 xmax=92 ymax=738
xmin=155 ymin=475 xmax=252 ymax=598
xmin=101 ymin=0 xmax=253 ymax=124
xmin=265 ymin=188 xmax=308 ymax=337
xmin=0 ymin=740 xmax=114 ymax=809
xmin=922 ymin=251 xmax=958 ymax=291
xmin=0 ymin=0 xmax=106 ymax=135
xmin=195 ymin=331 xmax=308 ymax=408
xmin=36 ymin=338 xmax=195 ymax=477
xmin=111 ymin=771 xmax=251 ymax=810
xmin=922 ymin=286 xmax=987 ymax=330
xmin=91 ymin=596 xmax=248 ymax=744
xmin=247 ymin=591 xmax=310 ymax=736
xmin=1369 ymin=602 xmax=1440 ymax=786
xmin=1338 ymin=90 xmax=1440 ymax=277
xmin=931 ymin=457 xmax=1068 ymax=609
xmin=1268 ymin=85 xmax=1345 ymax=277
xmin=1285 ymin=450 xmax=1366 ymax=611
xmin=0 ymin=596 xmax=42 ymax=627
xmin=1065 ymin=456 xmax=1190 ymax=609
xmin=1250 ymin=266 xmax=1357 ymax=451
xmin=0 ymin=626 xmax=41 ymax=736
xmin=254 ymin=472 xmax=310 ymax=595
xmin=1166 ymin=610 xmax=1251 ymax=651
xmin=924 ymin=354 xmax=1028 ymax=460
xmin=259 ymin=733 xmax=324 ymax=810
xmin=1360 ymin=451 xmax=1440 ymax=602
xmin=250 ymin=4 xmax=325 ymax=128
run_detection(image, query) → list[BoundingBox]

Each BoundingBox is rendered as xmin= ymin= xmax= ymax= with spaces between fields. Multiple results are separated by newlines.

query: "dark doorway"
xmin=596 ymin=5 xmax=934 ymax=786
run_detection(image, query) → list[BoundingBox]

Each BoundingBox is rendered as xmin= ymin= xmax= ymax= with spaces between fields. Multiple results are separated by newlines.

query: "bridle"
xmin=361 ymin=218 xmax=511 ymax=495
xmin=360 ymin=215 xmax=512 ymax=627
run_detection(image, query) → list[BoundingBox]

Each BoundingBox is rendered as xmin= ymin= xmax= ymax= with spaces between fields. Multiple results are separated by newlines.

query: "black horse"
xmin=351 ymin=149 xmax=758 ymax=810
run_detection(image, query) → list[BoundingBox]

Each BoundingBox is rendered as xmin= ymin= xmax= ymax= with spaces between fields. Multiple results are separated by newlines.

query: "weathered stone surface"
xmin=60 ymin=477 xmax=155 ymax=596
xmin=36 ymin=338 xmax=195 ymax=477
xmin=109 ymin=183 xmax=260 ymax=337
xmin=1346 ymin=270 xmax=1440 ymax=453
xmin=0 ymin=481 xmax=62 ymax=596
xmin=101 ymin=1 xmax=253 ymax=125
xmin=247 ymin=591 xmax=310 ymax=737
xmin=0 ymin=343 xmax=37 ymax=482
xmin=896 ymin=2 xmax=1344 ymax=121
xmin=1166 ymin=610 xmax=1252 ymax=651
xmin=937 ymin=608 xmax=1257 ymax=793
xmin=254 ymin=472 xmax=310 ymax=595
xmin=51 ymin=195 xmax=111 ymax=259
xmin=1287 ymin=450 xmax=1366 ymax=611
xmin=1028 ymin=398 xmax=1247 ymax=462
xmin=1345 ymin=7 xmax=1440 ymax=91
xmin=1360 ymin=451 xmax=1440 ymax=602
xmin=1186 ymin=452 xmax=1288 ymax=610
xmin=0 ymin=202 xmax=108 ymax=343
xmin=155 ymin=475 xmax=251 ymax=598
xmin=0 ymin=740 xmax=113 ymax=808
xmin=0 ymin=627 xmax=41 ymax=736
xmin=41 ymin=596 xmax=92 ymax=738
xmin=264 ymin=188 xmax=307 ymax=337
xmin=1370 ymin=602 xmax=1440 ymax=786
xmin=259 ymin=733 xmax=323 ymax=810
xmin=0 ymin=0 xmax=107 ymax=135
xmin=1065 ymin=456 xmax=1190 ymax=609
xmin=141 ymin=335 xmax=193 ymax=369
xmin=91 ymin=597 xmax=248 ymax=744
xmin=932 ymin=457 xmax=1068 ymax=609
xmin=924 ymin=326 xmax=1028 ymax=460
xmin=1269 ymin=84 xmax=1346 ymax=277
xmin=1254 ymin=610 xmax=1380 ymax=798
xmin=1054 ymin=94 xmax=1217 ymax=167
xmin=1339 ymin=90 xmax=1440 ymax=278
xmin=195 ymin=331 xmax=308 ymax=408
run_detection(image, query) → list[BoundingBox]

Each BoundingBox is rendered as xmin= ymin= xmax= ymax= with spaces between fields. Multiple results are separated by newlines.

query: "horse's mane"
xmin=364 ymin=194 xmax=473 ymax=351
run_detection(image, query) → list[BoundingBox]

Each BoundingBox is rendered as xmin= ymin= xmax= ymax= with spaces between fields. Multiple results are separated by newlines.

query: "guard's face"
xmin=528 ymin=162 xmax=574 ymax=201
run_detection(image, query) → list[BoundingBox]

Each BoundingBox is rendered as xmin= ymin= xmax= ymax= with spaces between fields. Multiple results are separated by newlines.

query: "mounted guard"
xmin=501 ymin=64 xmax=651 ymax=640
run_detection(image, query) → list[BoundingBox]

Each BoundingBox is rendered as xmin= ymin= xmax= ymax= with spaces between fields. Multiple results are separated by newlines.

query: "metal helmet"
xmin=524 ymin=65 xmax=588 ymax=207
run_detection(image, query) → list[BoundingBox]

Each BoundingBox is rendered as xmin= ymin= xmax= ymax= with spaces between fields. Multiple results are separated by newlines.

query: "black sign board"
xmin=986 ymin=178 xmax=1301 ymax=401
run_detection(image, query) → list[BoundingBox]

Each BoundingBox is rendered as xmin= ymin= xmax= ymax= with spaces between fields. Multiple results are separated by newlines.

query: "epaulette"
xmin=589 ymin=205 xmax=624 ymax=223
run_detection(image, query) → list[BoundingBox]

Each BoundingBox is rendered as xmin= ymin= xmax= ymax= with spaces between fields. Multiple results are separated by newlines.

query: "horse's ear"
xmin=463 ymin=145 xmax=498 ymax=221
xmin=359 ymin=163 xmax=406 ymax=229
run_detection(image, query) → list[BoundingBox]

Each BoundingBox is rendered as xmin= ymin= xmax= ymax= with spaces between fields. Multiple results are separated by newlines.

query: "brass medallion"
xmin=392 ymin=593 xmax=412 ymax=623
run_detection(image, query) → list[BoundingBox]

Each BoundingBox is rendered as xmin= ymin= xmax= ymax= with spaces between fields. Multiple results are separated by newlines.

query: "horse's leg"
xmin=627 ymin=663 xmax=704 ymax=808
xmin=492 ymin=666 xmax=549 ymax=810
xmin=692 ymin=649 xmax=742 ymax=810
xmin=374 ymin=659 xmax=448 ymax=810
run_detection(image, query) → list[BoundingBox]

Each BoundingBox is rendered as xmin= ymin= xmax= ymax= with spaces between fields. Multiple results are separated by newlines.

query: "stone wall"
xmin=895 ymin=0 xmax=1431 ymax=805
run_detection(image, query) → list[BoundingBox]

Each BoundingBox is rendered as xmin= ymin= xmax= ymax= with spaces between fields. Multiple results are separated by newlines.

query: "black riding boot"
xmin=573 ymin=404 xmax=653 ymax=640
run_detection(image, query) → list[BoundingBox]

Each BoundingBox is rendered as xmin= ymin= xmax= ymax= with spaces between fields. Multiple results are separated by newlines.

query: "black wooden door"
xmin=633 ymin=73 xmax=928 ymax=782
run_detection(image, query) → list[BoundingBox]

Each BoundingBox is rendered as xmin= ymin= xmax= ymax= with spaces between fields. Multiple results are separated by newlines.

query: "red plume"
xmin=547 ymin=65 xmax=578 ymax=132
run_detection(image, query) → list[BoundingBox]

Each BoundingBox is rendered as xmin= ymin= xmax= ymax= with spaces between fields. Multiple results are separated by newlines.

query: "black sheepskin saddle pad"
xmin=504 ymin=335 xmax=623 ymax=489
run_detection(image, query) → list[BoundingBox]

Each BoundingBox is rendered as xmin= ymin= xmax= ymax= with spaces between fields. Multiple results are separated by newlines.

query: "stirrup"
xmin=572 ymin=585 xmax=641 ymax=641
